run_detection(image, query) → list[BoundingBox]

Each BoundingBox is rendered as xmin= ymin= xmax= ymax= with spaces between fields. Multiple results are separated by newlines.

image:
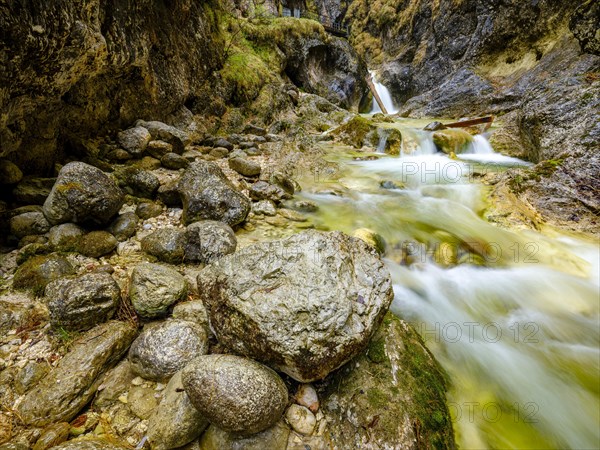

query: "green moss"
xmin=367 ymin=387 xmax=389 ymax=408
xmin=367 ymin=338 xmax=387 ymax=363
xmin=331 ymin=115 xmax=375 ymax=148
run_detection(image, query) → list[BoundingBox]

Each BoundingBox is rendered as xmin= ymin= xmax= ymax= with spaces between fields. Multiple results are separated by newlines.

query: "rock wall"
xmin=0 ymin=0 xmax=222 ymax=175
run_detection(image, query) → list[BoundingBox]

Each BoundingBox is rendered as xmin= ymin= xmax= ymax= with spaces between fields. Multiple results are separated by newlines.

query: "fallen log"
xmin=365 ymin=74 xmax=388 ymax=115
xmin=444 ymin=116 xmax=494 ymax=128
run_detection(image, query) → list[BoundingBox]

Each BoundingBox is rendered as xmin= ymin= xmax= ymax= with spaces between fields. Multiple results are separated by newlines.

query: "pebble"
xmin=295 ymin=384 xmax=319 ymax=413
xmin=285 ymin=404 xmax=316 ymax=436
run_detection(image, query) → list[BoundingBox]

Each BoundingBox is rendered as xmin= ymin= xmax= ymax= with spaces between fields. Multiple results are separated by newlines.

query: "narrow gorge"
xmin=0 ymin=1 xmax=598 ymax=449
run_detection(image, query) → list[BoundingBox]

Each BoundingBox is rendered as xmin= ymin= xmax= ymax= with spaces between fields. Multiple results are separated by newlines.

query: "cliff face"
xmin=0 ymin=0 xmax=222 ymax=174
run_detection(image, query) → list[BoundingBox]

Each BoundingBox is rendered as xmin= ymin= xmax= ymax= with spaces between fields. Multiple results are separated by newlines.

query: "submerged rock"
xmin=179 ymin=161 xmax=250 ymax=226
xmin=182 ymin=355 xmax=288 ymax=435
xmin=45 ymin=272 xmax=121 ymax=331
xmin=43 ymin=162 xmax=123 ymax=226
xmin=17 ymin=321 xmax=136 ymax=426
xmin=198 ymin=230 xmax=394 ymax=382
xmin=318 ymin=313 xmax=455 ymax=448
xmin=147 ymin=371 xmax=209 ymax=450
xmin=128 ymin=319 xmax=208 ymax=381
xmin=129 ymin=263 xmax=187 ymax=319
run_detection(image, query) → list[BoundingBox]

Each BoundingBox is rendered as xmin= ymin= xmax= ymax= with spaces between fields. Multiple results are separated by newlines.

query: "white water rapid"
xmin=369 ymin=70 xmax=399 ymax=114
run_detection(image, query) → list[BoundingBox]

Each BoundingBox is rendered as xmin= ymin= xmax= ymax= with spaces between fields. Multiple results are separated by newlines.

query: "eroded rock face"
xmin=42 ymin=162 xmax=123 ymax=226
xmin=17 ymin=321 xmax=137 ymax=426
xmin=182 ymin=355 xmax=288 ymax=435
xmin=198 ymin=230 xmax=394 ymax=382
xmin=0 ymin=1 xmax=220 ymax=174
xmin=178 ymin=161 xmax=250 ymax=227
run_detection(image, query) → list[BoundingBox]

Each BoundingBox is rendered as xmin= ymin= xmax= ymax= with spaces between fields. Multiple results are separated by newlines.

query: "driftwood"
xmin=365 ymin=75 xmax=388 ymax=115
xmin=444 ymin=116 xmax=494 ymax=128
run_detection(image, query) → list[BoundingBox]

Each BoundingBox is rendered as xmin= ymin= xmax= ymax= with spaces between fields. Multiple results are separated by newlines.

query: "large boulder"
xmin=128 ymin=319 xmax=208 ymax=381
xmin=178 ymin=161 xmax=250 ymax=226
xmin=42 ymin=162 xmax=124 ymax=226
xmin=317 ymin=313 xmax=455 ymax=449
xmin=182 ymin=355 xmax=288 ymax=435
xmin=45 ymin=272 xmax=121 ymax=331
xmin=198 ymin=230 xmax=394 ymax=382
xmin=129 ymin=263 xmax=188 ymax=319
xmin=17 ymin=321 xmax=136 ymax=426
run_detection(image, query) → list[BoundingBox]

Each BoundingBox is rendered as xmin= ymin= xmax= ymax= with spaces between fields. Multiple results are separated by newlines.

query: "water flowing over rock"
xmin=42 ymin=162 xmax=124 ymax=226
xmin=182 ymin=355 xmax=289 ymax=435
xmin=178 ymin=161 xmax=251 ymax=227
xmin=17 ymin=321 xmax=137 ymax=426
xmin=198 ymin=230 xmax=394 ymax=382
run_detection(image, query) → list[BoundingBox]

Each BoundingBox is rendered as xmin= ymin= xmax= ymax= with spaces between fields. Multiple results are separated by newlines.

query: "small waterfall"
xmin=470 ymin=134 xmax=494 ymax=154
xmin=369 ymin=70 xmax=398 ymax=114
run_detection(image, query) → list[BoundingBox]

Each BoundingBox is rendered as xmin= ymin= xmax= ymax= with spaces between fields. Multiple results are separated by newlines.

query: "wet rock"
xmin=295 ymin=384 xmax=319 ymax=413
xmin=182 ymin=355 xmax=288 ymax=435
xmin=291 ymin=200 xmax=318 ymax=213
xmin=77 ymin=231 xmax=118 ymax=258
xmin=432 ymin=129 xmax=473 ymax=154
xmin=128 ymin=319 xmax=208 ymax=381
xmin=161 ymin=152 xmax=189 ymax=170
xmin=138 ymin=120 xmax=190 ymax=154
xmin=352 ymin=228 xmax=386 ymax=254
xmin=424 ymin=121 xmax=446 ymax=131
xmin=115 ymin=167 xmax=160 ymax=199
xmin=117 ymin=126 xmax=151 ymax=157
xmin=382 ymin=128 xmax=402 ymax=155
xmin=45 ymin=272 xmax=120 ymax=331
xmin=249 ymin=181 xmax=291 ymax=203
xmin=198 ymin=421 xmax=290 ymax=450
xmin=0 ymin=160 xmax=23 ymax=184
xmin=178 ymin=161 xmax=250 ymax=226
xmin=318 ymin=313 xmax=455 ymax=448
xmin=48 ymin=439 xmax=129 ymax=449
xmin=10 ymin=211 xmax=51 ymax=238
xmin=12 ymin=177 xmax=55 ymax=205
xmin=106 ymin=213 xmax=138 ymax=242
xmin=13 ymin=254 xmax=74 ymax=295
xmin=198 ymin=230 xmax=394 ymax=382
xmin=32 ymin=422 xmax=70 ymax=450
xmin=213 ymin=138 xmax=233 ymax=151
xmin=157 ymin=181 xmax=182 ymax=207
xmin=147 ymin=371 xmax=209 ymax=450
xmin=184 ymin=220 xmax=237 ymax=264
xmin=379 ymin=180 xmax=405 ymax=190
xmin=252 ymin=200 xmax=277 ymax=216
xmin=17 ymin=321 xmax=136 ymax=426
xmin=129 ymin=263 xmax=187 ymax=319
xmin=285 ymin=404 xmax=316 ymax=436
xmin=146 ymin=140 xmax=174 ymax=159
xmin=209 ymin=147 xmax=229 ymax=159
xmin=135 ymin=201 xmax=163 ymax=219
xmin=277 ymin=208 xmax=306 ymax=222
xmin=172 ymin=300 xmax=210 ymax=335
xmin=43 ymin=162 xmax=124 ymax=226
xmin=228 ymin=157 xmax=261 ymax=177
xmin=14 ymin=361 xmax=49 ymax=395
xmin=141 ymin=228 xmax=186 ymax=264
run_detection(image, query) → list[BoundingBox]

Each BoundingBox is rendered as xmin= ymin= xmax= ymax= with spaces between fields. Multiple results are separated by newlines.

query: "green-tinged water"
xmin=286 ymin=120 xmax=600 ymax=449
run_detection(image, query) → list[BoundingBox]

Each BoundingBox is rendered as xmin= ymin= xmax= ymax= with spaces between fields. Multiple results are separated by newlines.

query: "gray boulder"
xmin=13 ymin=254 xmax=74 ymax=295
xmin=198 ymin=230 xmax=394 ymax=382
xmin=9 ymin=211 xmax=51 ymax=238
xmin=249 ymin=181 xmax=291 ymax=203
xmin=117 ymin=126 xmax=152 ymax=157
xmin=45 ymin=272 xmax=121 ymax=331
xmin=146 ymin=140 xmax=174 ymax=159
xmin=77 ymin=231 xmax=118 ymax=258
xmin=182 ymin=355 xmax=288 ymax=435
xmin=114 ymin=167 xmax=160 ymax=199
xmin=161 ymin=152 xmax=189 ymax=170
xmin=128 ymin=319 xmax=208 ymax=381
xmin=147 ymin=371 xmax=208 ymax=450
xmin=129 ymin=263 xmax=187 ymax=319
xmin=141 ymin=228 xmax=186 ymax=264
xmin=228 ymin=157 xmax=261 ymax=177
xmin=43 ymin=162 xmax=124 ymax=226
xmin=178 ymin=161 xmax=250 ymax=226
xmin=107 ymin=212 xmax=138 ymax=242
xmin=17 ymin=321 xmax=136 ymax=426
xmin=184 ymin=220 xmax=237 ymax=264
xmin=137 ymin=120 xmax=190 ymax=154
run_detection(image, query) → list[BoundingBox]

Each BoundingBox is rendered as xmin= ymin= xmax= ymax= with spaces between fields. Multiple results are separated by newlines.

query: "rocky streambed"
xmin=0 ymin=103 xmax=456 ymax=449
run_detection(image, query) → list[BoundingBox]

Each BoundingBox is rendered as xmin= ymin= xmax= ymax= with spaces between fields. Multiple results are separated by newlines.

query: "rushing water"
xmin=369 ymin=70 xmax=399 ymax=114
xmin=291 ymin=118 xmax=600 ymax=449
